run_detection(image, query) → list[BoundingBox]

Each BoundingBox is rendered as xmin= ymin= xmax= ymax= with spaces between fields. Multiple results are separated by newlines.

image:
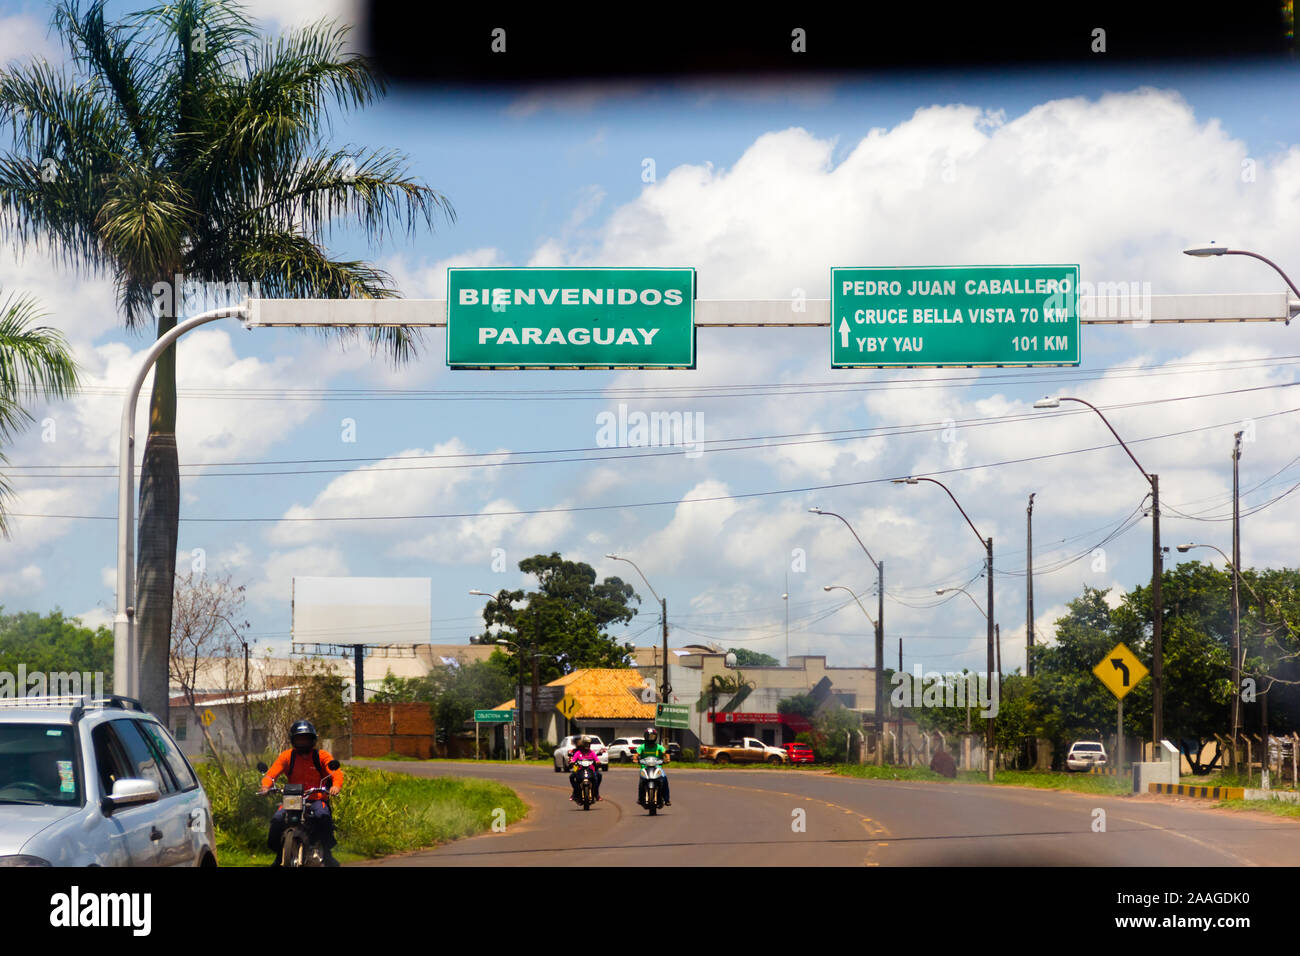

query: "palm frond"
xmin=0 ymin=291 xmax=80 ymax=412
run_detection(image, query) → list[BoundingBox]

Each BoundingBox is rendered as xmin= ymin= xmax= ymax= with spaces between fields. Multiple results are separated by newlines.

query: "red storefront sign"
xmin=707 ymin=712 xmax=781 ymax=724
xmin=707 ymin=711 xmax=814 ymax=731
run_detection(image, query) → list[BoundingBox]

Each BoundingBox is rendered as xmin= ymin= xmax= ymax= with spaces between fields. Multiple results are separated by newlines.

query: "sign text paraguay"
xmin=831 ymin=265 xmax=1080 ymax=368
xmin=447 ymin=267 xmax=696 ymax=369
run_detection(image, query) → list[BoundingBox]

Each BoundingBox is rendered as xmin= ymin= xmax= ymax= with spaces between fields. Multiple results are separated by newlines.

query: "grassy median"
xmin=831 ymin=764 xmax=1132 ymax=795
xmin=195 ymin=762 xmax=527 ymax=866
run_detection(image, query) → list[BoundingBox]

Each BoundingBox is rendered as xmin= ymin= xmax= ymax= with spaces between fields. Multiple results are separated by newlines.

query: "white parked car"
xmin=0 ymin=696 xmax=217 ymax=866
xmin=1065 ymin=740 xmax=1108 ymax=772
xmin=552 ymin=735 xmax=608 ymax=772
xmin=607 ymin=737 xmax=644 ymax=763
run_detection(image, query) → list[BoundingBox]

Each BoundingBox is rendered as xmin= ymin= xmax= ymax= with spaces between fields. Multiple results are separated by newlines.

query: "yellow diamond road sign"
xmin=200 ymin=708 xmax=216 ymax=727
xmin=556 ymin=695 xmax=580 ymax=720
xmin=1093 ymin=642 xmax=1149 ymax=700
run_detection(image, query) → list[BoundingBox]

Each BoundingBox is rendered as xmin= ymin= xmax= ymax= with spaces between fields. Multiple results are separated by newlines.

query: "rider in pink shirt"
xmin=568 ymin=736 xmax=603 ymax=802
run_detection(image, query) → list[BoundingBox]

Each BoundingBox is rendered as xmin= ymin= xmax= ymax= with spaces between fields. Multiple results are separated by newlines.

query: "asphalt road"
xmin=352 ymin=760 xmax=1300 ymax=867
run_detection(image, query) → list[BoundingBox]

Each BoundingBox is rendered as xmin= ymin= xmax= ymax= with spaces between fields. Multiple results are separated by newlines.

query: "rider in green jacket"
xmin=634 ymin=728 xmax=671 ymax=806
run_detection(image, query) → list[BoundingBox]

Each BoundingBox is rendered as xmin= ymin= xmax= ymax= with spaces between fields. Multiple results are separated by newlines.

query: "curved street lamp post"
xmin=893 ymin=477 xmax=996 ymax=781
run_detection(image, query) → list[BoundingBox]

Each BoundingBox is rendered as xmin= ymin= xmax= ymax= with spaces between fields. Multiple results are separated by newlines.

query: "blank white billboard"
xmin=292 ymin=577 xmax=432 ymax=646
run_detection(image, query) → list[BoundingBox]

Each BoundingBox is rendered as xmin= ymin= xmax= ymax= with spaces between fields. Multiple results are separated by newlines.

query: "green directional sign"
xmin=447 ymin=267 xmax=696 ymax=369
xmin=655 ymin=703 xmax=690 ymax=730
xmin=831 ymin=264 xmax=1080 ymax=368
xmin=473 ymin=709 xmax=514 ymax=723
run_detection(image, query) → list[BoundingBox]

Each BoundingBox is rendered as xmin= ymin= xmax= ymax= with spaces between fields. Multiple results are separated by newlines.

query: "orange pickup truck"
xmin=698 ymin=737 xmax=788 ymax=765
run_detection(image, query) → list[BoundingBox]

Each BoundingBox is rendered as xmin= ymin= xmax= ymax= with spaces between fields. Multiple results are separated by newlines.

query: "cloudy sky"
xmin=2 ymin=1 xmax=1299 ymax=679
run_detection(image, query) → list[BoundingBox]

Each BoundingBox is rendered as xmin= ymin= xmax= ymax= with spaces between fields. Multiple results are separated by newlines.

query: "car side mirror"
xmin=101 ymin=778 xmax=161 ymax=815
xmin=327 ymin=759 xmax=340 ymax=771
xmin=256 ymin=761 xmax=268 ymax=773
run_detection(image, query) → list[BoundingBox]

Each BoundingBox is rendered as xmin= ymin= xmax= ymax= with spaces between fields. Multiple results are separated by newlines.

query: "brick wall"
xmin=351 ymin=702 xmax=437 ymax=758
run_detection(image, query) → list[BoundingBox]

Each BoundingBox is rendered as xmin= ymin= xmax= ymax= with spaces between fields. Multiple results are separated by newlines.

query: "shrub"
xmin=195 ymin=761 xmax=526 ymax=863
xmin=680 ymin=748 xmax=696 ymax=762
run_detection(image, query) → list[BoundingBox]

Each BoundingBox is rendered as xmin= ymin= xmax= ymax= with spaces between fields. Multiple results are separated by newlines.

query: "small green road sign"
xmin=655 ymin=703 xmax=690 ymax=730
xmin=831 ymin=264 xmax=1080 ymax=368
xmin=474 ymin=709 xmax=514 ymax=723
xmin=447 ymin=266 xmax=696 ymax=369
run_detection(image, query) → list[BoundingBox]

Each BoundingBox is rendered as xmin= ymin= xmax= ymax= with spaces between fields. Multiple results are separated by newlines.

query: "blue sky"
xmin=3 ymin=1 xmax=1300 ymax=683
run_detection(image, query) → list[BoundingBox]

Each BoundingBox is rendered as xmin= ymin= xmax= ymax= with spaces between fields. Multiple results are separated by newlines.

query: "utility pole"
xmin=1231 ymin=431 xmax=1243 ymax=770
xmin=1026 ymin=493 xmax=1035 ymax=677
xmin=1026 ymin=492 xmax=1036 ymax=770
xmin=986 ymin=537 xmax=995 ymax=782
xmin=353 ymin=644 xmax=365 ymax=704
xmin=661 ymin=596 xmax=671 ymax=745
xmin=876 ymin=560 xmax=885 ymax=766
xmin=1152 ymin=474 xmax=1164 ymax=749
xmin=531 ymin=653 xmax=540 ymax=760
xmin=783 ymin=572 xmax=790 ymax=666
xmin=898 ymin=637 xmax=903 ymax=764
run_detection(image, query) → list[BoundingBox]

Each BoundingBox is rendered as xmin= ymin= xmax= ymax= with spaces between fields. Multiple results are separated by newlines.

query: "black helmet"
xmin=644 ymin=728 xmax=658 ymax=741
xmin=289 ymin=720 xmax=317 ymax=742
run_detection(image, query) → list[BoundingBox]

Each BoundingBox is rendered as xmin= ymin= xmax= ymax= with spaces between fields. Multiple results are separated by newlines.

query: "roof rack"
xmin=0 ymin=694 xmax=147 ymax=724
xmin=90 ymin=695 xmax=145 ymax=712
xmin=0 ymin=695 xmax=89 ymax=709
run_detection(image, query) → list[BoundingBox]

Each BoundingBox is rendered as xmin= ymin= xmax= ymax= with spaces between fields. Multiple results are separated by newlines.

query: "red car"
xmin=782 ymin=742 xmax=815 ymax=764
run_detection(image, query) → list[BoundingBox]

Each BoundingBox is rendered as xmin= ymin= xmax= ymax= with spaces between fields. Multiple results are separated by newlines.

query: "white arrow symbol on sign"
xmin=838 ymin=317 xmax=850 ymax=348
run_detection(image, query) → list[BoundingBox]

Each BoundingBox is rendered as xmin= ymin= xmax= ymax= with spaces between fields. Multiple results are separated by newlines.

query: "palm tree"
xmin=0 ymin=0 xmax=453 ymax=718
xmin=0 ymin=290 xmax=78 ymax=536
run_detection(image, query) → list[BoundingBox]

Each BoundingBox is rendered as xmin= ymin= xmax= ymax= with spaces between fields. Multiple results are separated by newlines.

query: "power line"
xmin=66 ymin=353 xmax=1300 ymax=402
xmin=13 ymin=402 xmax=1300 ymax=522
xmin=11 ymin=379 xmax=1298 ymax=477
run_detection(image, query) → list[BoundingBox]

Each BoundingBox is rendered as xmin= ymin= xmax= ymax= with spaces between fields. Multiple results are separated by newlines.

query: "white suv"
xmin=1065 ymin=740 xmax=1108 ymax=772
xmin=607 ymin=737 xmax=644 ymax=763
xmin=0 ymin=696 xmax=217 ymax=866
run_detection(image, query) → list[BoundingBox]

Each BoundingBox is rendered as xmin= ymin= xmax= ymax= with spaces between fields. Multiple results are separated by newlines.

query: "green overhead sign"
xmin=447 ymin=267 xmax=696 ymax=369
xmin=473 ymin=709 xmax=514 ymax=723
xmin=831 ymin=265 xmax=1080 ymax=368
xmin=655 ymin=703 xmax=690 ymax=730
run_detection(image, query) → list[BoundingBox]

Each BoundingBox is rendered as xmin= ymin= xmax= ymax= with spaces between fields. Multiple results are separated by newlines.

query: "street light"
xmin=823 ymin=585 xmax=877 ymax=628
xmin=894 ymin=476 xmax=996 ymax=781
xmin=1183 ymin=244 xmax=1300 ymax=324
xmin=606 ymin=553 xmax=671 ymax=706
xmin=810 ymin=506 xmax=886 ymax=765
xmin=1033 ymin=396 xmax=1166 ymax=749
xmin=116 ymin=304 xmax=248 ymax=706
xmin=936 ymin=587 xmax=987 ymax=620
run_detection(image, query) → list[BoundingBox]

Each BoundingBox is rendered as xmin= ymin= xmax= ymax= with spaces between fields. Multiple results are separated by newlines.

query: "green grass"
xmin=1215 ymin=797 xmax=1300 ymax=818
xmin=195 ymin=762 xmax=527 ymax=866
xmin=831 ymin=764 xmax=1131 ymax=795
xmin=1178 ymin=771 xmax=1298 ymax=792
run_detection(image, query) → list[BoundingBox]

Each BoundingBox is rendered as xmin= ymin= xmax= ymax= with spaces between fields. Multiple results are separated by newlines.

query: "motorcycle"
xmin=638 ymin=755 xmax=666 ymax=815
xmin=256 ymin=758 xmax=341 ymax=867
xmin=572 ymin=757 xmax=598 ymax=810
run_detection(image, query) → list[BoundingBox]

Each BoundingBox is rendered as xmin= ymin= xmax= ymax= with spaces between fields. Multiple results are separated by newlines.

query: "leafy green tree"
xmin=777 ymin=693 xmax=817 ymax=719
xmin=0 ymin=0 xmax=453 ymax=719
xmin=426 ymin=656 xmax=514 ymax=731
xmin=1031 ymin=586 xmax=1121 ymax=758
xmin=0 ymin=608 xmax=112 ymax=685
xmin=477 ymin=553 xmax=637 ymax=682
xmin=807 ymin=703 xmax=862 ymax=763
xmin=0 ymin=292 xmax=78 ymax=536
xmin=730 ymin=648 xmax=779 ymax=667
